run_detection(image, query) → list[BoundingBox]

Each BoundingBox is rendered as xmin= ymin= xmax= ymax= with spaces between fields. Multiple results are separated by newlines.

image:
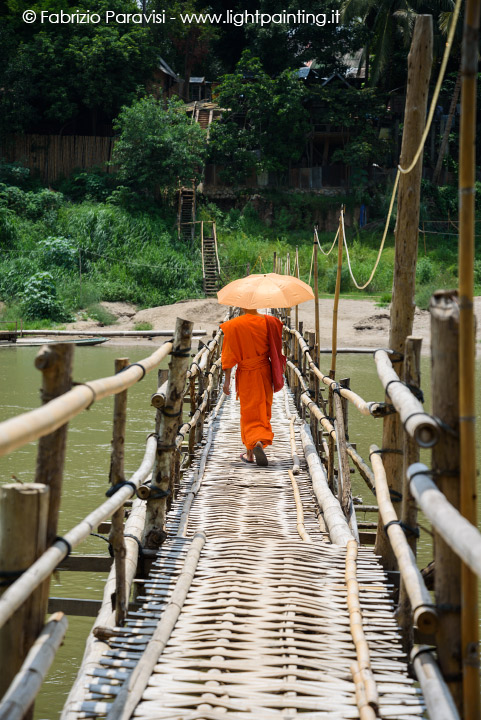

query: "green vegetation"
xmin=0 ymin=165 xmax=476 ymax=324
xmin=112 ymin=97 xmax=207 ymax=194
xmin=134 ymin=321 xmax=153 ymax=331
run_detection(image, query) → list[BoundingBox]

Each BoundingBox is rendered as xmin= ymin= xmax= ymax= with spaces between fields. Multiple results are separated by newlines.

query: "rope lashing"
xmin=140 ymin=484 xmax=170 ymax=500
xmin=171 ymin=347 xmax=192 ymax=358
xmin=383 ymin=519 xmax=420 ymax=539
xmin=384 ymin=378 xmax=424 ymax=403
xmin=71 ymin=381 xmax=97 ymax=409
xmin=55 ymin=535 xmax=73 ymax=557
xmin=402 ymin=411 xmax=435 ymax=432
xmin=106 ymin=480 xmax=137 ymax=498
xmin=124 ymin=533 xmax=145 ymax=575
xmin=116 ymin=362 xmax=146 ymax=381
xmin=0 ymin=569 xmax=27 ymax=587
xmin=433 ymin=416 xmax=459 ymax=438
xmin=160 ymin=406 xmax=183 ymax=418
xmin=369 ymin=448 xmax=403 ymax=458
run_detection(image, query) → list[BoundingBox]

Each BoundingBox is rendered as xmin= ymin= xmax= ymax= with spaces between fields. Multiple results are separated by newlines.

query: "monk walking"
xmin=221 ymin=309 xmax=284 ymax=466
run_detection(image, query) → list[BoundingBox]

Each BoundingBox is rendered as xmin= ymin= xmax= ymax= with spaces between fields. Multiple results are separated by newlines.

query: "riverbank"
xmin=60 ymin=295 xmax=480 ymax=355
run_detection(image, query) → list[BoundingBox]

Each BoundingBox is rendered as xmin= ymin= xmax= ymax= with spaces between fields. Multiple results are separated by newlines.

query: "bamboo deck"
xmin=69 ymin=387 xmax=424 ymax=719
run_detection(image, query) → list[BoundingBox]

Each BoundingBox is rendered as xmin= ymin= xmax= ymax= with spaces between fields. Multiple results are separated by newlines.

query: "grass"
xmin=134 ymin=321 xmax=153 ymax=331
xmin=0 ymin=176 xmax=476 ymax=323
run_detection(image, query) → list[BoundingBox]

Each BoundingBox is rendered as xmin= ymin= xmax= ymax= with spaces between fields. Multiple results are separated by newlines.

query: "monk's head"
xmin=241 ymin=308 xmax=258 ymax=315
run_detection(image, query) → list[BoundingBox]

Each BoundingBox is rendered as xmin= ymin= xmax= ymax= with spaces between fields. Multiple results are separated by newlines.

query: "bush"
xmin=134 ymin=321 xmax=153 ymax=330
xmin=21 ymin=272 xmax=72 ymax=321
xmin=0 ymin=184 xmax=64 ymax=220
xmin=416 ymin=256 xmax=435 ymax=284
xmin=39 ymin=236 xmax=77 ymax=270
xmin=86 ymin=303 xmax=117 ymax=325
xmin=58 ymin=168 xmax=116 ymax=203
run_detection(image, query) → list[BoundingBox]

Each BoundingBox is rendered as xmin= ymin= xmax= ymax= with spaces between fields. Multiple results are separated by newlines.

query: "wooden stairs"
xmin=202 ymin=222 xmax=220 ymax=297
xmin=178 ymin=186 xmax=196 ymax=241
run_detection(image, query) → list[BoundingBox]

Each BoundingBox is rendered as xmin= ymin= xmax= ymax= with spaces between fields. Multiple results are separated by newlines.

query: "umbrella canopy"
xmin=217 ymin=273 xmax=314 ymax=309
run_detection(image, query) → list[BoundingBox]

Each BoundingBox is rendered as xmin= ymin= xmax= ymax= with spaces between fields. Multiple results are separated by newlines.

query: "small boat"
xmin=0 ymin=336 xmax=109 ymax=348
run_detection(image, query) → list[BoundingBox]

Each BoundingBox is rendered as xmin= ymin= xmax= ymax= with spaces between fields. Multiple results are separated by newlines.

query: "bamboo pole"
xmin=397 ymin=336 xmax=422 ymax=649
xmin=0 ymin=484 xmax=49 ymax=709
xmin=330 ymin=212 xmax=343 ymax=377
xmin=313 ymin=235 xmax=320 ymax=365
xmin=288 ymin=469 xmax=312 ymax=543
xmin=283 ymin=327 xmax=385 ymax=416
xmin=346 ymin=541 xmax=379 ymax=714
xmin=411 ymin=646 xmax=461 ymax=720
xmin=458 ymin=0 xmax=480 ymax=713
xmin=144 ymin=318 xmax=193 ymax=549
xmin=300 ymin=424 xmax=353 ymax=546
xmin=18 ymin=329 xmax=205 ymax=338
xmin=34 ymin=344 xmax=73 ymax=545
xmin=374 ymin=349 xmax=439 ymax=447
xmin=429 ymin=291 xmax=462 ymax=711
xmin=370 ymin=447 xmax=437 ymax=634
xmin=0 ymin=341 xmax=173 ymax=458
xmin=0 ymin=436 xmax=156 ymax=632
xmin=109 ymin=357 xmax=129 ymax=626
xmin=378 ymin=14 xmax=433 ymax=570
xmin=408 ymin=463 xmax=481 ymax=581
xmin=332 ymin=390 xmax=352 ymax=514
xmin=106 ymin=532 xmax=206 ymax=720
xmin=0 ymin=612 xmax=68 ymax=720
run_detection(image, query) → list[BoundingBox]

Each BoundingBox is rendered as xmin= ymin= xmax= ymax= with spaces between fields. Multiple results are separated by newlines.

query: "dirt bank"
xmin=64 ymin=296 xmax=481 ymax=354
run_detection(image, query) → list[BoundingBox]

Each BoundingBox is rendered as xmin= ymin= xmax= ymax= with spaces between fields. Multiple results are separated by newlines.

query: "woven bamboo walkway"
xmin=72 ymin=387 xmax=425 ymax=719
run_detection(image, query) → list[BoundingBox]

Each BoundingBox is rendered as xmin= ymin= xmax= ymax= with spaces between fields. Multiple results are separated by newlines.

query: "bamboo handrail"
xmin=370 ymin=447 xmax=438 ymax=634
xmin=0 ymin=612 xmax=68 ymax=720
xmin=411 ymin=646 xmax=461 ymax=720
xmin=0 ymin=341 xmax=173 ymax=458
xmin=300 ymin=423 xmax=353 ymax=546
xmin=0 ymin=434 xmax=157 ymax=630
xmin=284 ymin=328 xmax=384 ymax=417
xmin=17 ymin=329 xmax=206 ymax=338
xmin=408 ymin=463 xmax=481 ymax=580
xmin=374 ymin=349 xmax=439 ymax=447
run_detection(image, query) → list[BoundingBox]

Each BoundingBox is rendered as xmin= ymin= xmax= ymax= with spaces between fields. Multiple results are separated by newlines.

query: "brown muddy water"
xmin=0 ymin=345 xmax=479 ymax=718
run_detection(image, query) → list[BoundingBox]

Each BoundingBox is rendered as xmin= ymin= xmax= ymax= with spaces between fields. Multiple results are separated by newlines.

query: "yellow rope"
xmin=398 ymin=0 xmax=462 ymax=176
xmin=342 ymin=172 xmax=399 ymax=290
xmin=339 ymin=0 xmax=461 ymax=291
xmin=315 ymin=227 xmax=339 ymax=256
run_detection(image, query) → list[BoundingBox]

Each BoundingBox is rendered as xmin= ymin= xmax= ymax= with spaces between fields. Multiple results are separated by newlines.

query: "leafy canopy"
xmin=209 ymin=51 xmax=309 ymax=183
xmin=112 ymin=96 xmax=207 ymax=194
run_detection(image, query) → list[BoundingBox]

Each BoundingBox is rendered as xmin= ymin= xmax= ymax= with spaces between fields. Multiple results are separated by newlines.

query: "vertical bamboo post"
xmin=375 ymin=16 xmax=433 ymax=570
xmin=313 ymin=233 xmax=320 ymax=366
xmin=397 ymin=336 xmax=422 ymax=651
xmin=109 ymin=357 xmax=129 ymax=626
xmin=273 ymin=251 xmax=277 ymax=274
xmin=429 ymin=291 xmax=462 ymax=712
xmin=459 ymin=4 xmax=480 ymax=709
xmin=195 ymin=371 xmax=205 ymax=444
xmin=327 ymin=385 xmax=335 ymax=493
xmin=0 ymin=484 xmax=49 ymax=709
xmin=330 ymin=210 xmax=343 ymax=378
xmin=144 ymin=318 xmax=193 ymax=549
xmin=332 ymin=391 xmax=351 ymax=514
xmin=340 ymin=377 xmax=350 ymax=441
xmin=295 ymin=246 xmax=300 ymax=332
xmin=34 ymin=344 xmax=74 ymax=546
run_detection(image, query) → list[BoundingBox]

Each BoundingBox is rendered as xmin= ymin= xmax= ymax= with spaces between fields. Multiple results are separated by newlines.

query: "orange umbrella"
xmin=217 ymin=273 xmax=314 ymax=309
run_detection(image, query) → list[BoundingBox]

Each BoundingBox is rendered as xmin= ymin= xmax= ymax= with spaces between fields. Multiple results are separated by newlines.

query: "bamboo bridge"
xmin=0 ymin=302 xmax=478 ymax=720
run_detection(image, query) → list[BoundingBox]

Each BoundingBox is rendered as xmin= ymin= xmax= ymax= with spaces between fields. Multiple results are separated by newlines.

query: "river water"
xmin=0 ymin=345 xmax=479 ymax=718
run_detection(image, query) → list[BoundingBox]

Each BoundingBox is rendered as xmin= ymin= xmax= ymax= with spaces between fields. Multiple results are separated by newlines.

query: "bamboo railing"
xmin=0 ymin=316 xmax=226 ymax=719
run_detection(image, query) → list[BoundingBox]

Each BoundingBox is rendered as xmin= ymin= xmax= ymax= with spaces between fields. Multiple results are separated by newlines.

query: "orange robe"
xmin=220 ymin=313 xmax=283 ymax=450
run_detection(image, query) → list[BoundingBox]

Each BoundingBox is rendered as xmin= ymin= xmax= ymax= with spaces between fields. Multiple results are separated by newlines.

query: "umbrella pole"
xmin=313 ymin=232 xmax=320 ymax=366
xmin=330 ymin=209 xmax=343 ymax=379
xmin=286 ymin=253 xmax=291 ymax=325
xmin=295 ymin=247 xmax=300 ymax=332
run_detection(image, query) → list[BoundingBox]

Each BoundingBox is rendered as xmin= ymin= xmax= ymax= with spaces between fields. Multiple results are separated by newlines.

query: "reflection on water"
xmin=0 ymin=346 xmax=479 ymax=718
